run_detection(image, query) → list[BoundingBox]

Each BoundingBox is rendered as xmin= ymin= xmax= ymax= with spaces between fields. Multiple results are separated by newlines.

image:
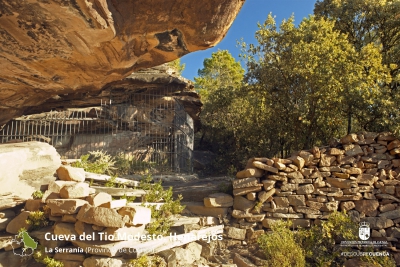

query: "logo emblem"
xmin=359 ymin=221 xmax=370 ymax=240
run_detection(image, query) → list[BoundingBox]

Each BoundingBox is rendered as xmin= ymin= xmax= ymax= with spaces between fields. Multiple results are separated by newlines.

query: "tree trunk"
xmin=347 ymin=111 xmax=352 ymax=134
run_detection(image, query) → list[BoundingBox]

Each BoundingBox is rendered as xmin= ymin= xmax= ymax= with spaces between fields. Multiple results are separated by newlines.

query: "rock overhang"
xmin=0 ymin=0 xmax=245 ymax=125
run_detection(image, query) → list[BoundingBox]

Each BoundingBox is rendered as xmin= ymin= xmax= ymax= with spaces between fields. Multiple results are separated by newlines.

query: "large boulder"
xmin=0 ymin=142 xmax=61 ymax=199
xmin=0 ymin=0 xmax=245 ymax=125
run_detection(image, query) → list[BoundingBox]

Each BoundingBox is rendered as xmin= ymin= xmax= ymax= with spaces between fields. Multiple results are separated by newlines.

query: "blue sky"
xmin=180 ymin=0 xmax=317 ymax=81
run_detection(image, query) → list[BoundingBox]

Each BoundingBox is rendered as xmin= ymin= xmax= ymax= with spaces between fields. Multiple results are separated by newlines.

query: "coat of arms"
xmin=359 ymin=221 xmax=370 ymax=240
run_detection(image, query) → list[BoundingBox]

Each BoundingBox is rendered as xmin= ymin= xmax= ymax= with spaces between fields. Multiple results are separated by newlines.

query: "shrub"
xmin=26 ymin=211 xmax=49 ymax=230
xmin=33 ymin=245 xmax=64 ymax=267
xmin=128 ymin=255 xmax=166 ymax=267
xmin=296 ymin=211 xmax=357 ymax=266
xmin=140 ymin=174 xmax=185 ymax=236
xmin=296 ymin=211 xmax=396 ymax=266
xmin=72 ymin=150 xmax=116 ymax=175
xmin=257 ymin=220 xmax=305 ymax=267
xmin=31 ymin=190 xmax=44 ymax=199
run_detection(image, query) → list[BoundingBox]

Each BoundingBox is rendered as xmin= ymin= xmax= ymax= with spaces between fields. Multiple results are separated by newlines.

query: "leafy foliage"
xmin=72 ymin=150 xmax=116 ymax=175
xmin=314 ymin=0 xmax=400 ymax=134
xmin=297 ymin=211 xmax=396 ymax=266
xmin=259 ymin=213 xmax=396 ymax=267
xmin=31 ymin=190 xmax=44 ymax=200
xmin=195 ymin=11 xmax=397 ymax=170
xmin=33 ymin=245 xmax=64 ymax=267
xmin=296 ymin=211 xmax=358 ymax=266
xmin=26 ymin=211 xmax=49 ymax=230
xmin=140 ymin=174 xmax=185 ymax=236
xmin=128 ymin=255 xmax=166 ymax=267
xmin=166 ymin=59 xmax=185 ymax=75
xmin=257 ymin=220 xmax=306 ymax=267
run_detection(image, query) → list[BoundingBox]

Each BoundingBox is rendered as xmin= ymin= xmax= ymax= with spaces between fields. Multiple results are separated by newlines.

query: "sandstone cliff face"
xmin=0 ymin=0 xmax=244 ymax=125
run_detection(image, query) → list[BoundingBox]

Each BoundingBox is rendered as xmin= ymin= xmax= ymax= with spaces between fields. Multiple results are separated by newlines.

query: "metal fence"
xmin=0 ymin=91 xmax=194 ymax=174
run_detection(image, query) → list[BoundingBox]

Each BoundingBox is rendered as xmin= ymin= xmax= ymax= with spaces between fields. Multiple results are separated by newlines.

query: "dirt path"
xmin=162 ymin=176 xmax=233 ymax=202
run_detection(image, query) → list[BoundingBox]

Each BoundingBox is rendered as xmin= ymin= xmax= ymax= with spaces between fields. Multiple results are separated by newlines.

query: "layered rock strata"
xmin=0 ymin=0 xmax=244 ymax=125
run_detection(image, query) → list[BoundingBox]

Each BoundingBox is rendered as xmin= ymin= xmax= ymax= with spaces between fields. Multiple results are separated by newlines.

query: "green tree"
xmin=166 ymin=59 xmax=185 ymax=75
xmin=195 ymin=49 xmax=244 ymax=100
xmin=314 ymin=0 xmax=400 ymax=133
xmin=241 ymin=14 xmax=388 ymax=154
xmin=194 ymin=50 xmax=251 ymax=171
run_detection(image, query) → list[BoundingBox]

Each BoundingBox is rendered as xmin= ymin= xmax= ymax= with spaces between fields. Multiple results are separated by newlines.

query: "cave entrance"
xmin=0 ymin=90 xmax=194 ymax=174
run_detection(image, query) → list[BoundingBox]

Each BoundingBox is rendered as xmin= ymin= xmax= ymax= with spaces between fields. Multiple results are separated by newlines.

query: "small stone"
xmin=300 ymin=168 xmax=313 ymax=176
xmin=363 ymin=217 xmax=394 ymax=229
xmin=281 ymin=183 xmax=298 ymax=191
xmin=333 ymin=172 xmax=350 ymax=179
xmin=297 ymin=184 xmax=314 ymax=195
xmin=306 ymin=201 xmax=324 ymax=210
xmin=288 ymin=195 xmax=306 ymax=206
xmin=233 ymin=186 xmax=262 ymax=196
xmin=319 ymin=154 xmax=336 ymax=167
xmin=258 ymin=189 xmax=275 ymax=203
xmin=293 ymin=206 xmax=321 ymax=215
xmin=343 ymin=144 xmax=364 ymax=157
xmin=274 ymin=197 xmax=289 ymax=208
xmin=274 ymin=162 xmax=287 ymax=170
xmin=271 ymin=213 xmax=304 ymax=219
xmin=61 ymin=214 xmax=77 ymax=223
xmin=330 ymin=148 xmax=344 ymax=155
xmin=183 ymin=202 xmax=229 ymax=217
xmin=340 ymin=134 xmax=359 ymax=144
xmin=380 ymin=204 xmax=396 ymax=213
xmin=292 ymin=156 xmax=305 ymax=169
xmin=5 ymin=211 xmax=31 ymax=234
xmin=232 ymin=210 xmax=251 ymax=219
xmin=299 ymin=151 xmax=314 ymax=165
xmin=379 ymin=209 xmax=400 ymax=220
xmin=226 ymin=227 xmax=246 ymax=240
xmin=252 ymin=161 xmax=278 ymax=173
xmin=377 ymin=132 xmax=396 ymax=141
xmin=47 ymin=199 xmax=88 ymax=215
xmin=387 ymin=139 xmax=400 ymax=150
xmin=232 ymin=178 xmax=260 ymax=189
xmin=48 ymin=181 xmax=77 ymax=193
xmin=53 ymin=222 xmax=78 ymax=240
xmin=286 ymin=171 xmax=304 ymax=180
xmin=236 ymin=168 xmax=264 ymax=178
xmin=382 ymin=186 xmax=395 ymax=195
xmin=60 ymin=182 xmax=90 ymax=199
xmin=246 ymin=193 xmax=256 ymax=201
xmin=76 ymin=204 xmax=128 ymax=228
xmin=262 ymin=180 xmax=276 ymax=191
xmin=326 ymin=177 xmax=355 ymax=189
xmin=233 ymin=196 xmax=256 ymax=212
xmin=266 ymin=175 xmax=287 ymax=182
xmin=56 ymin=165 xmax=85 ymax=182
xmin=356 ymin=174 xmax=378 ymax=185
xmin=86 ymin=193 xmax=112 ymax=207
xmin=204 ymin=193 xmax=234 ymax=208
xmin=118 ymin=206 xmax=151 ymax=226
xmin=24 ymin=199 xmax=43 ymax=211
xmin=340 ymin=201 xmax=355 ymax=212
xmin=199 ymin=216 xmax=219 ymax=226
xmin=234 ymin=253 xmax=257 ymax=267
xmin=262 ymin=218 xmax=280 ymax=228
xmin=322 ymin=202 xmax=338 ymax=212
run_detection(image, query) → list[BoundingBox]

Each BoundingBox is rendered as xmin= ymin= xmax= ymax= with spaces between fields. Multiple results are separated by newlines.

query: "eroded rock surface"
xmin=0 ymin=0 xmax=245 ymax=125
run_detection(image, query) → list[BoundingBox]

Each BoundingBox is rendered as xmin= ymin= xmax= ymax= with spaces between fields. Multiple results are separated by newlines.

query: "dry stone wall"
xmin=232 ymin=132 xmax=400 ymax=238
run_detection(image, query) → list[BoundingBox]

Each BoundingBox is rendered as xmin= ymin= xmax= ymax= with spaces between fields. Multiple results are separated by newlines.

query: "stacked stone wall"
xmin=232 ymin=132 xmax=400 ymax=238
